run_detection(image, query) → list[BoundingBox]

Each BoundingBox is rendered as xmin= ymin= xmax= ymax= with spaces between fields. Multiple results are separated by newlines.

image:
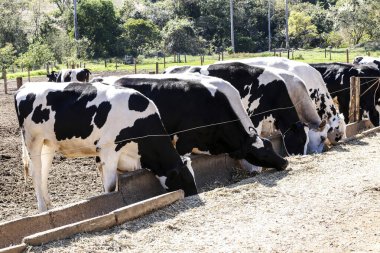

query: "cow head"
xmin=235 ymin=135 xmax=288 ymax=171
xmin=47 ymin=71 xmax=57 ymax=82
xmin=164 ymin=156 xmax=198 ymax=197
xmin=307 ymin=120 xmax=328 ymax=154
xmin=327 ymin=113 xmax=346 ymax=144
xmin=283 ymin=122 xmax=310 ymax=155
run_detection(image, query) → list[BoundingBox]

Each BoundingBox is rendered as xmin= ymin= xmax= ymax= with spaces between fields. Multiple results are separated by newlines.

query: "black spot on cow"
xmin=95 ymin=156 xmax=101 ymax=163
xmin=32 ymin=104 xmax=50 ymax=124
xmin=15 ymin=93 xmax=36 ymax=126
xmin=94 ymin=101 xmax=112 ymax=128
xmin=128 ymin=93 xmax=149 ymax=112
xmin=94 ymin=140 xmax=99 ymax=145
xmin=114 ymin=113 xmax=166 ymax=152
xmin=46 ymin=83 xmax=98 ymax=140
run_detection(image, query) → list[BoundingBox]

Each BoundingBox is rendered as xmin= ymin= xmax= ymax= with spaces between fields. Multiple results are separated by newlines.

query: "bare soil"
xmin=0 ymin=78 xmax=379 ymax=252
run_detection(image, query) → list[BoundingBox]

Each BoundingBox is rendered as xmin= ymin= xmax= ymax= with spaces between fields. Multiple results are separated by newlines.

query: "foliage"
xmin=162 ymin=18 xmax=205 ymax=55
xmin=0 ymin=43 xmax=17 ymax=68
xmin=288 ymin=11 xmax=318 ymax=48
xmin=123 ymin=18 xmax=161 ymax=57
xmin=16 ymin=41 xmax=54 ymax=68
xmin=76 ymin=0 xmax=122 ymax=58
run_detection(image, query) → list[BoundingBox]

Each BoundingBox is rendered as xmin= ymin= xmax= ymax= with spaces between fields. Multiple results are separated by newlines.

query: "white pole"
xmin=230 ymin=0 xmax=235 ymax=53
xmin=285 ymin=0 xmax=289 ymax=49
xmin=268 ymin=0 xmax=271 ymax=51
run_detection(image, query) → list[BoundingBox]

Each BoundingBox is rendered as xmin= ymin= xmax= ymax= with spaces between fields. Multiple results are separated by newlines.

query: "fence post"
xmin=3 ymin=68 xmax=7 ymax=94
xmin=28 ymin=67 xmax=31 ymax=82
xmin=349 ymin=76 xmax=361 ymax=123
xmin=279 ymin=51 xmax=282 ymax=57
xmin=16 ymin=77 xmax=23 ymax=89
xmin=164 ymin=56 xmax=166 ymax=69
xmin=184 ymin=55 xmax=187 ymax=63
xmin=325 ymin=48 xmax=327 ymax=58
xmin=287 ymin=50 xmax=290 ymax=59
xmin=155 ymin=62 xmax=159 ymax=74
xmin=80 ymin=62 xmax=82 ymax=68
xmin=329 ymin=48 xmax=332 ymax=60
xmin=116 ymin=60 xmax=118 ymax=70
xmin=292 ymin=50 xmax=294 ymax=60
xmin=104 ymin=59 xmax=107 ymax=68
xmin=173 ymin=55 xmax=176 ymax=63
xmin=346 ymin=49 xmax=349 ymax=63
xmin=273 ymin=49 xmax=276 ymax=56
xmin=134 ymin=58 xmax=137 ymax=74
xmin=46 ymin=62 xmax=50 ymax=74
xmin=84 ymin=63 xmax=86 ymax=68
xmin=66 ymin=62 xmax=69 ymax=68
xmin=221 ymin=51 xmax=224 ymax=61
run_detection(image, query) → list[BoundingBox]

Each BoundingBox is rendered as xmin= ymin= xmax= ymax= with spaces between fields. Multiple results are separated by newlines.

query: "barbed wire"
xmin=26 ymin=76 xmax=380 ymax=158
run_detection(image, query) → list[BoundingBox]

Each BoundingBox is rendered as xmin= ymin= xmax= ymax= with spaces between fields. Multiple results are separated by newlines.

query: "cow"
xmin=47 ymin=68 xmax=92 ymax=82
xmin=310 ymin=62 xmax=380 ymax=127
xmin=14 ymin=82 xmax=197 ymax=212
xmin=164 ymin=63 xmax=328 ymax=154
xmin=220 ymin=57 xmax=347 ymax=144
xmin=97 ymin=74 xmax=289 ymax=171
xmin=353 ymin=56 xmax=380 ymax=69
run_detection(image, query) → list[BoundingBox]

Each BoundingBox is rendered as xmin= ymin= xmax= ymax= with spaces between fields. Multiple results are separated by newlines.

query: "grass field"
xmin=4 ymin=47 xmax=380 ymax=80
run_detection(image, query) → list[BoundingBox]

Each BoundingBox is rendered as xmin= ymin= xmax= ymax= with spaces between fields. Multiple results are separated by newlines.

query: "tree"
xmin=162 ymin=18 xmax=205 ymax=55
xmin=0 ymin=43 xmax=16 ymax=70
xmin=123 ymin=18 xmax=161 ymax=57
xmin=76 ymin=0 xmax=122 ymax=58
xmin=0 ymin=1 xmax=28 ymax=53
xmin=288 ymin=11 xmax=318 ymax=48
xmin=16 ymin=41 xmax=55 ymax=70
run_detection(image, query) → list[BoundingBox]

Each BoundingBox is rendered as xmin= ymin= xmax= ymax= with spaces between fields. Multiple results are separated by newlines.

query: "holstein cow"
xmin=47 ymin=68 xmax=92 ymax=82
xmin=353 ymin=56 xmax=380 ymax=69
xmin=15 ymin=82 xmax=197 ymax=212
xmin=220 ymin=57 xmax=347 ymax=144
xmin=98 ymin=74 xmax=289 ymax=171
xmin=164 ymin=63 xmax=328 ymax=154
xmin=311 ymin=62 xmax=380 ymax=126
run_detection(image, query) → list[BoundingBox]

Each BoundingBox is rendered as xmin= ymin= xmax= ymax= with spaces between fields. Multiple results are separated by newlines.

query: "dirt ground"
xmin=1 ymin=77 xmax=380 ymax=252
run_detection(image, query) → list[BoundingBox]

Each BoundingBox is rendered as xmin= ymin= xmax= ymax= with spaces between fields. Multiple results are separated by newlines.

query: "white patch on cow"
xmin=252 ymin=136 xmax=264 ymax=149
xmin=303 ymin=125 xmax=310 ymax=155
xmin=362 ymin=110 xmax=370 ymax=120
xmin=192 ymin=148 xmax=211 ymax=155
xmin=182 ymin=155 xmax=195 ymax=179
xmin=200 ymin=68 xmax=209 ymax=76
xmin=257 ymin=69 xmax=281 ymax=85
xmin=117 ymin=142 xmax=141 ymax=172
xmin=239 ymin=159 xmax=262 ymax=173
xmin=60 ymin=69 xmax=71 ymax=82
xmin=172 ymin=134 xmax=179 ymax=148
xmin=200 ymin=79 xmax=218 ymax=96
xmin=156 ymin=175 xmax=169 ymax=190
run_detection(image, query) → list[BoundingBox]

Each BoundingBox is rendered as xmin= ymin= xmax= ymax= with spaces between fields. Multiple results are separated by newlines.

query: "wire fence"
xmin=26 ymin=75 xmax=380 ymax=158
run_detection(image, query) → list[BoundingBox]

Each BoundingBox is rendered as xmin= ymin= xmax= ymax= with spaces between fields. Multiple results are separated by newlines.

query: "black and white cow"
xmin=223 ymin=57 xmax=347 ymax=144
xmin=15 ymin=82 xmax=197 ymax=212
xmin=353 ymin=56 xmax=380 ymax=69
xmin=164 ymin=63 xmax=329 ymax=154
xmin=311 ymin=62 xmax=380 ymax=127
xmin=47 ymin=68 xmax=92 ymax=82
xmin=98 ymin=74 xmax=289 ymax=171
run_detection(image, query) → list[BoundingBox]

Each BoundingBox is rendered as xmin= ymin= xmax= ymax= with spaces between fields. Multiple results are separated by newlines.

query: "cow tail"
xmin=21 ymin=130 xmax=30 ymax=183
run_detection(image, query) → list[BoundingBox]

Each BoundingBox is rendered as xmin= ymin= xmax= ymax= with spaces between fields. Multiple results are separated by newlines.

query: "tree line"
xmin=0 ymin=0 xmax=379 ymax=71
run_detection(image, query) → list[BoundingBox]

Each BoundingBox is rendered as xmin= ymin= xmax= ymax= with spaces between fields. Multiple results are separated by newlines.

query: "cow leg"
xmin=40 ymin=144 xmax=55 ymax=210
xmin=27 ymin=138 xmax=48 ymax=212
xmin=98 ymin=151 xmax=119 ymax=192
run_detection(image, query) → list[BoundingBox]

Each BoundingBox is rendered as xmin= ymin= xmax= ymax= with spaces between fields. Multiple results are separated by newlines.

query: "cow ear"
xmin=318 ymin=120 xmax=327 ymax=130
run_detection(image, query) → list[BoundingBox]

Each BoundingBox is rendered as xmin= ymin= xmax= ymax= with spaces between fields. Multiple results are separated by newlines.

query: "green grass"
xmin=4 ymin=47 xmax=380 ymax=80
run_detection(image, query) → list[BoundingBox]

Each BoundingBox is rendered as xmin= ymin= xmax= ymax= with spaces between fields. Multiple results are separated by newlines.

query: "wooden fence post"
xmin=346 ymin=49 xmax=349 ymax=63
xmin=134 ymin=58 xmax=137 ymax=74
xmin=3 ymin=68 xmax=7 ymax=94
xmin=116 ymin=60 xmax=118 ymax=70
xmin=16 ymin=77 xmax=23 ymax=89
xmin=221 ymin=51 xmax=224 ymax=61
xmin=273 ymin=49 xmax=276 ymax=56
xmin=164 ymin=56 xmax=166 ymax=69
xmin=287 ymin=50 xmax=290 ymax=59
xmin=279 ymin=51 xmax=282 ymax=57
xmin=329 ymin=48 xmax=332 ymax=60
xmin=184 ymin=55 xmax=187 ymax=63
xmin=155 ymin=62 xmax=159 ymax=74
xmin=200 ymin=56 xmax=203 ymax=66
xmin=28 ymin=67 xmax=31 ymax=82
xmin=325 ymin=48 xmax=327 ymax=58
xmin=292 ymin=49 xmax=294 ymax=60
xmin=349 ymin=76 xmax=361 ymax=123
xmin=104 ymin=59 xmax=107 ymax=68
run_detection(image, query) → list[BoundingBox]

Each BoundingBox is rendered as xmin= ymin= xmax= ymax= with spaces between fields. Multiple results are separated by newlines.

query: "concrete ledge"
xmin=23 ymin=213 xmax=116 ymax=246
xmin=0 ymin=244 xmax=27 ymax=253
xmin=114 ymin=190 xmax=184 ymax=224
xmin=22 ymin=190 xmax=184 ymax=246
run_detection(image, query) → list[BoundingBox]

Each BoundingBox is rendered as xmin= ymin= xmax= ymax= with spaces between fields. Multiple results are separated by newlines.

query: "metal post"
xmin=230 ymin=0 xmax=235 ymax=53
xmin=285 ymin=0 xmax=289 ymax=49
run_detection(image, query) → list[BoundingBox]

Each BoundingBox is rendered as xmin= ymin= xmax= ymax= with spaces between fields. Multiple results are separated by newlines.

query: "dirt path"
xmin=27 ymin=133 xmax=380 ymax=253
